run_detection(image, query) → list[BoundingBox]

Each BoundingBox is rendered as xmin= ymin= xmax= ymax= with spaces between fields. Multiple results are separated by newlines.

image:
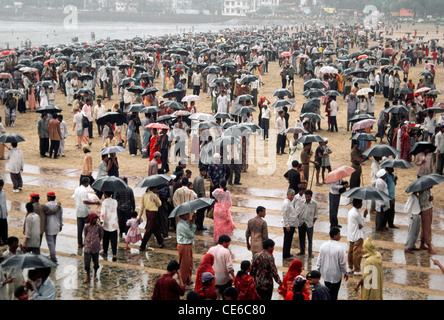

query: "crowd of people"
xmin=0 ymin=18 xmax=443 ymax=301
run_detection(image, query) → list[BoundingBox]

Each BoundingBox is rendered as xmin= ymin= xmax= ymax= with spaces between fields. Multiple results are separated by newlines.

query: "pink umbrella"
xmin=173 ymin=110 xmax=191 ymax=117
xmin=145 ymin=123 xmax=170 ymax=130
xmin=325 ymin=166 xmax=356 ymax=184
xmin=352 ymin=119 xmax=377 ymax=131
xmin=281 ymin=51 xmax=292 ymax=57
xmin=415 ymin=87 xmax=431 ymax=94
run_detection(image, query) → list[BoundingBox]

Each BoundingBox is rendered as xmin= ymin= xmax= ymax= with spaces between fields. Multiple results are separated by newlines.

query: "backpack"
xmin=82 ymin=114 xmax=89 ymax=128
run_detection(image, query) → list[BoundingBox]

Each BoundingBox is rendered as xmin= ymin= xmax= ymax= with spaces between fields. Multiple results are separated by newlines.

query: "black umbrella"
xmin=273 ymin=88 xmax=291 ymax=98
xmin=0 ymin=253 xmax=57 ymax=269
xmin=156 ymin=114 xmax=176 ymax=122
xmin=141 ymin=87 xmax=159 ymax=96
xmin=296 ymin=134 xmax=324 ymax=144
xmin=236 ymin=106 xmax=256 ymax=115
xmin=405 ymin=174 xmax=444 ymax=193
xmin=168 ymin=198 xmax=215 ymax=218
xmin=380 ymin=159 xmax=414 ymax=169
xmin=362 ymin=145 xmax=400 ymax=157
xmin=75 ymin=89 xmax=94 ymax=96
xmin=0 ymin=133 xmax=25 ymax=143
xmin=91 ymin=176 xmax=128 ymax=192
xmin=272 ymin=99 xmax=293 ymax=108
xmin=302 ymin=89 xmax=326 ymax=98
xmin=97 ymin=111 xmax=126 ymax=125
xmin=119 ymin=77 xmax=135 ymax=86
xmin=300 ymin=113 xmax=324 ymax=121
xmin=236 ymin=94 xmax=254 ymax=102
xmin=348 ymin=113 xmax=376 ymax=123
xmin=409 ymin=142 xmax=436 ymax=156
xmin=140 ymin=106 xmax=161 ymax=114
xmin=342 ymin=186 xmax=392 ymax=201
xmin=301 ymin=98 xmax=320 ymax=113
xmin=100 ymin=146 xmax=126 ymax=155
xmin=163 ymin=100 xmax=187 ymax=110
xmin=35 ymin=105 xmax=63 ymax=114
xmin=304 ymin=79 xmax=327 ymax=89
xmin=214 ymin=112 xmax=233 ymax=120
xmin=127 ymin=85 xmax=145 ymax=94
xmin=65 ymin=71 xmax=80 ymax=79
xmin=136 ymin=174 xmax=172 ymax=188
xmin=214 ymin=136 xmax=241 ymax=146
xmin=350 ymin=132 xmax=377 ymax=141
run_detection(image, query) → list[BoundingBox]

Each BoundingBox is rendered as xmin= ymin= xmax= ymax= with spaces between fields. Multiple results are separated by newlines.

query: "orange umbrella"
xmin=358 ymin=55 xmax=368 ymax=60
xmin=43 ymin=59 xmax=56 ymax=66
xmin=324 ymin=166 xmax=356 ymax=184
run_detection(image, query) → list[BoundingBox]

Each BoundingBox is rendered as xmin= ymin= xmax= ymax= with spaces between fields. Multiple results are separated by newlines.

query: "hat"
xmin=213 ymin=153 xmax=221 ymax=159
xmin=82 ymin=144 xmax=91 ymax=152
xmin=29 ymin=193 xmax=39 ymax=199
xmin=350 ymin=92 xmax=355 ymax=96
xmin=201 ymin=272 xmax=215 ymax=282
xmin=47 ymin=191 xmax=56 ymax=196
xmin=153 ymin=151 xmax=161 ymax=158
xmin=377 ymin=168 xmax=387 ymax=178
xmin=263 ymin=101 xmax=268 ymax=106
xmin=293 ymin=275 xmax=306 ymax=285
xmin=306 ymin=270 xmax=321 ymax=279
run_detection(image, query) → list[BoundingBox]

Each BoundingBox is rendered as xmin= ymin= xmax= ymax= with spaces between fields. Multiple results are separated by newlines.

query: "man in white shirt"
xmin=5 ymin=142 xmax=24 ymax=193
xmin=275 ymin=110 xmax=287 ymax=155
xmin=347 ymin=199 xmax=368 ymax=276
xmin=216 ymin=90 xmax=229 ymax=114
xmin=191 ymin=70 xmax=202 ymax=96
xmin=435 ymin=126 xmax=444 ymax=174
xmin=260 ymin=102 xmax=271 ymax=140
xmin=404 ymin=191 xmax=421 ymax=253
xmin=101 ymin=191 xmax=119 ymax=261
xmin=375 ymin=169 xmax=390 ymax=233
xmin=45 ymin=191 xmax=63 ymax=262
xmin=296 ymin=189 xmax=318 ymax=257
xmin=282 ymin=188 xmax=298 ymax=259
xmin=423 ymin=110 xmax=436 ymax=142
xmin=367 ymin=92 xmax=375 ymax=117
xmin=316 ymin=227 xmax=348 ymax=301
xmin=93 ymin=99 xmax=106 ymax=136
xmin=370 ymin=156 xmax=382 ymax=213
xmin=74 ymin=176 xmax=100 ymax=248
xmin=328 ymin=96 xmax=339 ymax=132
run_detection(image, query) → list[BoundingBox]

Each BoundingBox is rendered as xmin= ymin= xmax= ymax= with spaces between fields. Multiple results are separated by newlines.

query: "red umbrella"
xmin=145 ymin=123 xmax=170 ymax=130
xmin=358 ymin=55 xmax=368 ymax=60
xmin=43 ymin=59 xmax=56 ymax=66
xmin=325 ymin=166 xmax=356 ymax=184
xmin=1 ymin=50 xmax=10 ymax=56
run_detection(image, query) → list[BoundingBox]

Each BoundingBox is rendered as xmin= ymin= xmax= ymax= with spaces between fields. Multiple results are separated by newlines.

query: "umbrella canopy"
xmin=189 ymin=113 xmax=215 ymax=122
xmin=136 ymin=174 xmax=172 ymax=188
xmin=418 ymin=107 xmax=444 ymax=115
xmin=236 ymin=94 xmax=254 ymax=102
xmin=214 ymin=136 xmax=240 ymax=146
xmin=301 ymin=99 xmax=320 ymax=113
xmin=380 ymin=159 xmax=414 ymax=169
xmin=214 ymin=112 xmax=233 ymax=120
xmin=236 ymin=106 xmax=256 ymax=115
xmin=356 ymin=88 xmax=373 ymax=96
xmin=273 ymin=88 xmax=291 ymax=98
xmin=352 ymin=119 xmax=377 ymax=131
xmin=409 ymin=141 xmax=436 ymax=155
xmin=191 ymin=121 xmax=219 ymax=130
xmin=405 ymin=174 xmax=444 ymax=193
xmin=35 ymin=105 xmax=63 ymax=114
xmin=395 ymin=87 xmax=414 ymax=96
xmin=223 ymin=124 xmax=253 ymax=137
xmin=100 ymin=146 xmax=126 ymax=155
xmin=324 ymin=166 xmax=355 ymax=184
xmin=0 ymin=133 xmax=25 ymax=143
xmin=362 ymin=145 xmax=400 ymax=158
xmin=124 ymin=104 xmax=146 ymax=113
xmin=302 ymin=89 xmax=326 ymax=98
xmin=141 ymin=87 xmax=159 ymax=96
xmin=91 ymin=176 xmax=128 ymax=192
xmin=168 ymin=198 xmax=215 ymax=218
xmin=156 ymin=114 xmax=176 ymax=122
xmin=296 ymin=134 xmax=325 ymax=144
xmin=348 ymin=114 xmax=376 ymax=123
xmin=173 ymin=110 xmax=191 ymax=117
xmin=222 ymin=121 xmax=238 ymax=129
xmin=0 ymin=253 xmax=57 ymax=269
xmin=272 ymin=99 xmax=294 ymax=108
xmin=181 ymin=94 xmax=201 ymax=102
xmin=350 ymin=132 xmax=377 ymax=141
xmin=145 ymin=123 xmax=170 ymax=130
xmin=325 ymin=90 xmax=341 ymax=97
xmin=140 ymin=106 xmax=161 ymax=114
xmin=127 ymin=85 xmax=145 ymax=94
xmin=304 ymin=79 xmax=327 ymax=90
xmin=342 ymin=186 xmax=392 ymax=201
xmin=286 ymin=126 xmax=308 ymax=135
xmin=96 ymin=111 xmax=126 ymax=125
xmin=163 ymin=100 xmax=187 ymax=110
xmin=300 ymin=112 xmax=324 ymax=121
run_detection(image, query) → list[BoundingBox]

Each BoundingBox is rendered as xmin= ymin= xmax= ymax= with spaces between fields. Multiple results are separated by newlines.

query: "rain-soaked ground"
xmin=1 ymin=162 xmax=444 ymax=301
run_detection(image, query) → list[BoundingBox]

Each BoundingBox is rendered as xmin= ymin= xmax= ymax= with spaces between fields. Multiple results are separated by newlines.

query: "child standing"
xmin=125 ymin=211 xmax=142 ymax=250
xmin=83 ymin=212 xmax=104 ymax=284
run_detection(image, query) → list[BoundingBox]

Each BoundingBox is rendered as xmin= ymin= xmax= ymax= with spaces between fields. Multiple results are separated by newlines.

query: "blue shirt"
xmin=386 ymin=172 xmax=396 ymax=199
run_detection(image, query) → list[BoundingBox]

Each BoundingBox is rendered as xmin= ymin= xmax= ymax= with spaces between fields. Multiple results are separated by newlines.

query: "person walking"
xmin=57 ymin=114 xmax=68 ymax=157
xmin=419 ymin=187 xmax=435 ymax=254
xmin=100 ymin=191 xmax=119 ymax=262
xmin=207 ymin=235 xmax=235 ymax=300
xmin=375 ymin=169 xmax=390 ymax=233
xmin=281 ymin=189 xmax=298 ymax=259
xmin=193 ymin=166 xmax=208 ymax=230
xmin=347 ymin=199 xmax=368 ymax=276
xmin=48 ymin=112 xmax=61 ymax=159
xmin=404 ymin=191 xmax=421 ymax=253
xmin=138 ymin=185 xmax=164 ymax=251
xmin=233 ymin=260 xmax=261 ymax=300
xmin=82 ymin=212 xmax=104 ymax=284
xmin=211 ymin=179 xmax=235 ymax=243
xmin=245 ymin=206 xmax=268 ymax=258
xmin=250 ymin=239 xmax=282 ymax=300
xmin=316 ymin=227 xmax=349 ymax=301
xmin=45 ymin=191 xmax=63 ymax=262
xmin=306 ymin=270 xmax=331 ymax=300
xmin=296 ymin=189 xmax=318 ymax=257
xmin=176 ymin=211 xmax=197 ymax=289
xmin=37 ymin=113 xmax=50 ymax=158
xmin=5 ymin=142 xmax=23 ymax=193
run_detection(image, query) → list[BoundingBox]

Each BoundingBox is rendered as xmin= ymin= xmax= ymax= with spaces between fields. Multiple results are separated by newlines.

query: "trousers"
xmin=140 ymin=210 xmax=164 ymax=249
xmin=405 ymin=214 xmax=421 ymax=249
xmin=348 ymin=238 xmax=364 ymax=272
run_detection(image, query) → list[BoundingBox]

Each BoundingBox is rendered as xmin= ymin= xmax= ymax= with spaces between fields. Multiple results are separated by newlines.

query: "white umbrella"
xmin=189 ymin=113 xmax=216 ymax=121
xmin=356 ymin=88 xmax=374 ymax=96
xmin=181 ymin=94 xmax=202 ymax=102
xmin=319 ymin=66 xmax=338 ymax=74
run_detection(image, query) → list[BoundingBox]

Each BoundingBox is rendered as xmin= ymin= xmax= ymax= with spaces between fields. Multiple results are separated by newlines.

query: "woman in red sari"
xmin=400 ymin=123 xmax=411 ymax=162
xmin=148 ymin=129 xmax=159 ymax=161
xmin=279 ymin=259 xmax=310 ymax=298
xmin=194 ymin=253 xmax=215 ymax=293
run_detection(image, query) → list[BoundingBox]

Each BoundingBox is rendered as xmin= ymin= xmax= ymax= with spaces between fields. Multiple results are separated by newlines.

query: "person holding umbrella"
xmin=374 ymin=169 xmax=390 ymax=233
xmin=175 ymin=209 xmax=197 ymax=289
xmin=404 ymin=191 xmax=421 ymax=253
xmin=414 ymin=144 xmax=434 ymax=178
xmin=419 ymin=187 xmax=435 ymax=254
xmin=350 ymin=140 xmax=365 ymax=189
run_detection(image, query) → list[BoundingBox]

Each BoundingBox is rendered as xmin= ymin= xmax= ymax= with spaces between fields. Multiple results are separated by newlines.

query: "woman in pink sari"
xmin=400 ymin=123 xmax=411 ymax=162
xmin=211 ymin=179 xmax=236 ymax=243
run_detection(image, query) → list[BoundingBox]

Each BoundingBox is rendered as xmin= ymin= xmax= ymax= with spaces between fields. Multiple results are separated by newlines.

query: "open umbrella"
xmin=236 ymin=94 xmax=254 ymax=102
xmin=356 ymin=88 xmax=373 ymax=96
xmin=350 ymin=132 xmax=377 ymax=141
xmin=91 ymin=176 xmax=128 ymax=192
xmin=0 ymin=253 xmax=57 ymax=269
xmin=145 ymin=123 xmax=170 ymax=130
xmin=342 ymin=186 xmax=392 ymax=201
xmin=0 ymin=133 xmax=25 ymax=143
xmin=191 ymin=121 xmax=219 ymax=130
xmin=140 ymin=106 xmax=161 ymax=114
xmin=35 ymin=105 xmax=63 ymax=114
xmin=189 ymin=113 xmax=215 ymax=122
xmin=286 ymin=126 xmax=308 ymax=135
xmin=348 ymin=114 xmax=376 ymax=123
xmin=380 ymin=159 xmax=414 ymax=169
xmin=384 ymin=105 xmax=409 ymax=114
xmin=352 ymin=119 xmax=377 ymax=131
xmin=163 ymin=100 xmax=187 ymax=110
xmin=301 ymin=99 xmax=320 ymax=113
xmin=304 ymin=79 xmax=327 ymax=90
xmin=124 ymin=104 xmax=146 ymax=113
xmin=127 ymin=85 xmax=145 ymax=94
xmin=141 ymin=87 xmax=159 ymax=96
xmin=223 ymin=124 xmax=253 ymax=137
xmin=300 ymin=113 xmax=324 ymax=121
xmin=302 ymin=89 xmax=326 ymax=98
xmin=415 ymin=87 xmax=431 ymax=94
xmin=273 ymin=88 xmax=291 ymax=98
xmin=168 ymin=198 xmax=215 ymax=218
xmin=156 ymin=115 xmax=176 ymax=122
xmin=272 ymin=99 xmax=294 ymax=108
xmin=236 ymin=106 xmax=256 ymax=115
xmin=136 ymin=174 xmax=172 ymax=188
xmin=100 ymin=146 xmax=126 ymax=155
xmin=362 ymin=145 xmax=400 ymax=158
xmin=296 ymin=134 xmax=325 ymax=144
xmin=173 ymin=110 xmax=191 ymax=117
xmin=405 ymin=174 xmax=444 ymax=193
xmin=214 ymin=136 xmax=240 ymax=146
xmin=181 ymin=95 xmax=201 ymax=102
xmin=214 ymin=112 xmax=233 ymax=120
xmin=324 ymin=166 xmax=356 ymax=184
xmin=97 ymin=111 xmax=126 ymax=125
xmin=409 ymin=141 xmax=436 ymax=156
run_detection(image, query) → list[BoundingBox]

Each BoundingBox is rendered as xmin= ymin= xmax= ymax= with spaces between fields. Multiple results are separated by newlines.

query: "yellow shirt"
xmin=138 ymin=191 xmax=161 ymax=218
